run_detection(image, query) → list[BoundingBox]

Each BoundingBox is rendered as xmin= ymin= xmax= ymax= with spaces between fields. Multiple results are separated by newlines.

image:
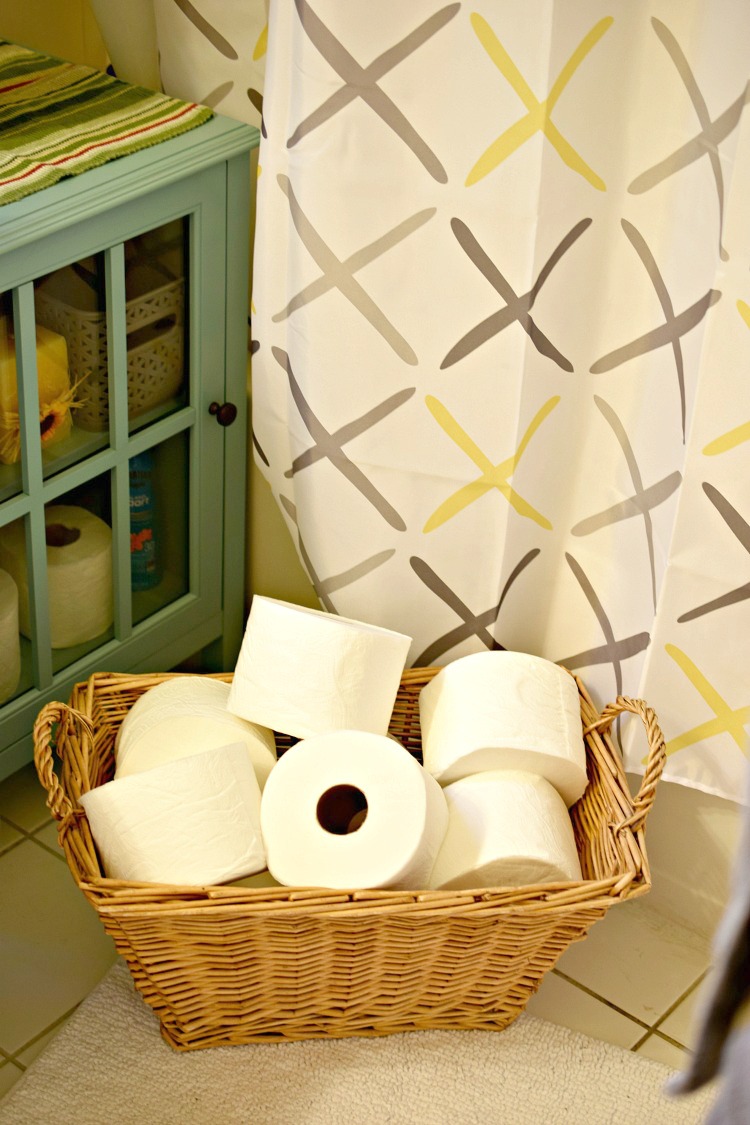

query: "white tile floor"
xmin=0 ymin=760 xmax=714 ymax=1099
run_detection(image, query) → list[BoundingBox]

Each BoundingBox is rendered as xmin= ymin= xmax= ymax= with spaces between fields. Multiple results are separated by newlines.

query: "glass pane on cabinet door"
xmin=0 ymin=515 xmax=31 ymax=705
xmin=124 ymin=218 xmax=188 ymax=434
xmin=33 ymin=253 xmax=110 ymax=476
xmin=47 ymin=472 xmax=115 ymax=674
xmin=131 ymin=431 xmax=189 ymax=626
xmin=0 ymin=291 xmax=27 ymax=502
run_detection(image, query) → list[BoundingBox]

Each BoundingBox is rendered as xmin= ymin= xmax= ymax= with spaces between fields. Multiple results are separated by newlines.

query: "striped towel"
xmin=0 ymin=39 xmax=213 ymax=205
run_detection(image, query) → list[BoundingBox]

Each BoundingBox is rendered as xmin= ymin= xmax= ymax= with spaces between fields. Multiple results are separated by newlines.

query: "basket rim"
xmin=34 ymin=667 xmax=666 ymax=916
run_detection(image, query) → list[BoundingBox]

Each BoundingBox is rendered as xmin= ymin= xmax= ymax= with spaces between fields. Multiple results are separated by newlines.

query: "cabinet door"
xmin=0 ymin=163 xmax=233 ymax=769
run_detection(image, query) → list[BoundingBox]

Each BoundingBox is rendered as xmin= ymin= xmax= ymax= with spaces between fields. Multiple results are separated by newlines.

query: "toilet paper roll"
xmin=80 ymin=742 xmax=266 ymax=885
xmin=427 ymin=770 xmax=583 ymax=891
xmin=260 ymin=730 xmax=448 ymax=890
xmin=115 ymin=676 xmax=276 ymax=789
xmin=0 ymin=568 xmax=20 ymax=703
xmin=0 ymin=506 xmax=112 ymax=649
xmin=419 ymin=651 xmax=587 ymax=806
xmin=228 ymin=597 xmax=412 ymax=739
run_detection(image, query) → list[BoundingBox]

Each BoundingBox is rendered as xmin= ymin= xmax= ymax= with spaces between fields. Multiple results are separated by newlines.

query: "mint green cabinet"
xmin=0 ymin=115 xmax=259 ymax=781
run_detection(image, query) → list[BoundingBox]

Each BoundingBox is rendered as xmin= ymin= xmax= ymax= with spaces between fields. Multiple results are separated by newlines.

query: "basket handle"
xmin=584 ymin=696 xmax=667 ymax=834
xmin=33 ymin=701 xmax=95 ymax=823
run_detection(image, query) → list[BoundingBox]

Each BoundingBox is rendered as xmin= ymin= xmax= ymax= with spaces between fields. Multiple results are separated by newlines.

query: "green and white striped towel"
xmin=0 ymin=39 xmax=213 ymax=205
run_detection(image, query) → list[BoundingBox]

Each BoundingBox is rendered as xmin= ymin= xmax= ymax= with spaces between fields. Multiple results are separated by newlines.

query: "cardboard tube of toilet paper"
xmin=427 ymin=770 xmax=583 ymax=891
xmin=80 ymin=742 xmax=266 ymax=885
xmin=419 ymin=651 xmax=587 ymax=806
xmin=260 ymin=730 xmax=448 ymax=890
xmin=0 ymin=506 xmax=113 ymax=649
xmin=0 ymin=568 xmax=20 ymax=703
xmin=228 ymin=597 xmax=412 ymax=739
xmin=115 ymin=676 xmax=276 ymax=789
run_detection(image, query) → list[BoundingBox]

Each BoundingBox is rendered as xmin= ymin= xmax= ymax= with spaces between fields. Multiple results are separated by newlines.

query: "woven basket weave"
xmin=33 ymin=667 xmax=666 ymax=1052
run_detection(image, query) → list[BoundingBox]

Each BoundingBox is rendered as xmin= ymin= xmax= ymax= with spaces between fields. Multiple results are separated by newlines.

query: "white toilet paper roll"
xmin=228 ymin=597 xmax=412 ymax=739
xmin=0 ymin=506 xmax=112 ymax=648
xmin=115 ymin=676 xmax=276 ymax=789
xmin=116 ymin=676 xmax=234 ymax=756
xmin=260 ymin=730 xmax=448 ymax=890
xmin=80 ymin=742 xmax=266 ymax=885
xmin=0 ymin=568 xmax=20 ymax=703
xmin=427 ymin=770 xmax=583 ymax=891
xmin=419 ymin=651 xmax=587 ymax=806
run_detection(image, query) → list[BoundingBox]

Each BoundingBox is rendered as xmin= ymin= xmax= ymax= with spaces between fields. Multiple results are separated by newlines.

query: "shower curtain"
xmin=159 ymin=0 xmax=750 ymax=801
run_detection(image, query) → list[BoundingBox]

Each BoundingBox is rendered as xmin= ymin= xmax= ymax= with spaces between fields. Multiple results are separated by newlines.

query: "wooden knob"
xmin=209 ymin=401 xmax=238 ymax=426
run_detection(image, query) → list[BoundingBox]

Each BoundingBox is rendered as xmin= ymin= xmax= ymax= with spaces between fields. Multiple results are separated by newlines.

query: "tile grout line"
xmin=5 ymin=1004 xmax=82 ymax=1069
xmin=0 ymin=1058 xmax=24 ymax=1075
xmin=650 ymin=970 xmax=708 ymax=1040
xmin=551 ymin=969 xmax=653 ymax=1033
xmin=0 ymin=817 xmax=64 ymax=862
xmin=551 ymin=966 xmax=702 ymax=1051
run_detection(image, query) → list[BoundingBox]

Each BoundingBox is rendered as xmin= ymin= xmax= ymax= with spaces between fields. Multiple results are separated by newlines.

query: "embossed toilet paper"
xmin=228 ymin=597 xmax=412 ymax=738
xmin=427 ymin=769 xmax=583 ymax=891
xmin=419 ymin=651 xmax=587 ymax=806
xmin=81 ymin=741 xmax=266 ymax=885
xmin=116 ymin=676 xmax=276 ymax=789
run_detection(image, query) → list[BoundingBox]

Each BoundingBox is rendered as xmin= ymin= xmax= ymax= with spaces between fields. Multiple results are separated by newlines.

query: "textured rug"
xmin=0 ymin=961 xmax=714 ymax=1125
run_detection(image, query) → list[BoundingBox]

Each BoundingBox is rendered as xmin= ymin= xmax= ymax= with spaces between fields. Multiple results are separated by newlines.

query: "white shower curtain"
xmin=158 ymin=0 xmax=750 ymax=801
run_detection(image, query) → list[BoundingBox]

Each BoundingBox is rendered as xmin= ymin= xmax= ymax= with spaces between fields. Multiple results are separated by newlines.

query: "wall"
xmin=629 ymin=772 xmax=740 ymax=940
xmin=0 ymin=0 xmax=107 ymax=68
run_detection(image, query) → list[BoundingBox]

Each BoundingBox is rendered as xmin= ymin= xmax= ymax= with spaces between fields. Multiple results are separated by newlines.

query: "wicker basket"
xmin=35 ymin=261 xmax=184 ymax=431
xmin=33 ymin=667 xmax=666 ymax=1052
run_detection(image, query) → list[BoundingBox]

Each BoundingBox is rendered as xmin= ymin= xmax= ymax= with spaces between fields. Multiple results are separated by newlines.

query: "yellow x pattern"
xmin=423 ymin=395 xmax=559 ymax=532
xmin=662 ymin=643 xmax=750 ymax=758
xmin=704 ymin=420 xmax=750 ymax=456
xmin=253 ymin=24 xmax=268 ymax=60
xmin=466 ymin=13 xmax=612 ymax=189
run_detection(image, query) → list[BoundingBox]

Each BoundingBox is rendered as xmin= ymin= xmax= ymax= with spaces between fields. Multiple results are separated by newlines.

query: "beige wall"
xmin=0 ymin=0 xmax=107 ymax=69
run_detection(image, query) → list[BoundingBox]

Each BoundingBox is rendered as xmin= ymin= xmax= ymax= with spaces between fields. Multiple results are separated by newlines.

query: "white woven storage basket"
xmin=36 ymin=262 xmax=184 ymax=431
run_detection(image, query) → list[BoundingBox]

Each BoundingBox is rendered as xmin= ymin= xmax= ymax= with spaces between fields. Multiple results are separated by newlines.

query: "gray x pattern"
xmin=289 ymin=0 xmax=459 ymax=182
xmin=273 ymin=346 xmax=410 ymax=531
xmin=274 ymin=175 xmax=433 ymax=365
xmin=279 ymin=494 xmax=396 ymax=614
xmin=590 ymin=219 xmax=721 ymax=442
xmin=572 ymin=396 xmax=682 ymax=610
xmin=410 ymin=549 xmax=540 ymax=666
xmin=557 ymin=553 xmax=651 ymax=699
xmin=678 ymin=483 xmax=750 ymax=622
xmin=442 ymin=217 xmax=592 ymax=372
xmin=629 ymin=19 xmax=750 ymax=262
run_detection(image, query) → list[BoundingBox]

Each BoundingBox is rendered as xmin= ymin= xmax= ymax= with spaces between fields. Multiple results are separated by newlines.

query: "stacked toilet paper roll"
xmin=260 ymin=730 xmax=448 ymax=890
xmin=115 ymin=676 xmax=276 ymax=789
xmin=0 ymin=567 xmax=20 ymax=703
xmin=228 ymin=597 xmax=412 ymax=739
xmin=0 ymin=505 xmax=113 ymax=648
xmin=427 ymin=770 xmax=582 ymax=890
xmin=419 ymin=651 xmax=587 ymax=890
xmin=419 ymin=651 xmax=587 ymax=806
xmin=81 ymin=742 xmax=266 ymax=885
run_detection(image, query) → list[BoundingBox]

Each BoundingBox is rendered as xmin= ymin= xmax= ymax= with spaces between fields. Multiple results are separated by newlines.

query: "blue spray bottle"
xmin=129 ymin=450 xmax=160 ymax=590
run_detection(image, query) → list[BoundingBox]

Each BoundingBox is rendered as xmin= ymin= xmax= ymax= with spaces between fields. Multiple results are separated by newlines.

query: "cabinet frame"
xmin=0 ymin=116 xmax=259 ymax=780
